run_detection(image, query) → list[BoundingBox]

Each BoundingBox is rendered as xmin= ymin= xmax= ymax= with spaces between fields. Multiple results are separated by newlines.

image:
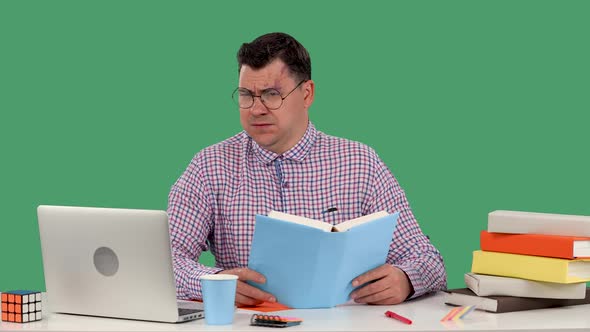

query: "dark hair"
xmin=237 ymin=32 xmax=311 ymax=81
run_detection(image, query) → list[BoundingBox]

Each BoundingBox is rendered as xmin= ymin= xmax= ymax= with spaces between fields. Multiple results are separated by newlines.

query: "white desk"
xmin=1 ymin=292 xmax=590 ymax=332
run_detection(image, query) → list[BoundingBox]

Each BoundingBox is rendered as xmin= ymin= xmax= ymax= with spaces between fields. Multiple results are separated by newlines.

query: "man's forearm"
xmin=173 ymin=255 xmax=223 ymax=300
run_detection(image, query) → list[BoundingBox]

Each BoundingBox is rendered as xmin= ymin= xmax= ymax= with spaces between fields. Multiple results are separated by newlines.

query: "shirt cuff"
xmin=187 ymin=266 xmax=224 ymax=300
xmin=393 ymin=263 xmax=427 ymax=300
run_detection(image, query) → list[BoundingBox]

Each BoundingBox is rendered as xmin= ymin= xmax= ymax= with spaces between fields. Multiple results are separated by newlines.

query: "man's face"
xmin=238 ymin=59 xmax=314 ymax=154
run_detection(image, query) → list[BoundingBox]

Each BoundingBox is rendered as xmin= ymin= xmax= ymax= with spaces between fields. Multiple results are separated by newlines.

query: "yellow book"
xmin=471 ymin=250 xmax=590 ymax=283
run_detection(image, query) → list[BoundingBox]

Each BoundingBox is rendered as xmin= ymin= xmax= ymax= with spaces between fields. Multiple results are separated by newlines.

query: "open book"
xmin=247 ymin=210 xmax=399 ymax=308
xmin=267 ymin=210 xmax=390 ymax=232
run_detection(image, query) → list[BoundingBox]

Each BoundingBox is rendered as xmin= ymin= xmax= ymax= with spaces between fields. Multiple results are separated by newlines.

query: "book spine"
xmin=480 ymin=231 xmax=574 ymax=259
xmin=471 ymin=250 xmax=590 ymax=284
xmin=467 ymin=273 xmax=587 ymax=299
xmin=488 ymin=211 xmax=590 ymax=237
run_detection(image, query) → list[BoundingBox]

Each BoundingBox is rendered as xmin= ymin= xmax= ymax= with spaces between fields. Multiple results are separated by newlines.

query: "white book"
xmin=267 ymin=211 xmax=333 ymax=231
xmin=465 ymin=273 xmax=587 ymax=299
xmin=488 ymin=210 xmax=590 ymax=237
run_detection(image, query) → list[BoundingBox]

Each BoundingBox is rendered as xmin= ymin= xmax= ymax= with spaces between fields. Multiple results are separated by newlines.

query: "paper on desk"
xmin=238 ymin=301 xmax=291 ymax=312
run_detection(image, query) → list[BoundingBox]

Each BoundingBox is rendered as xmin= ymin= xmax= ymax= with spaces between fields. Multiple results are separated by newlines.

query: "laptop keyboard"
xmin=178 ymin=308 xmax=202 ymax=316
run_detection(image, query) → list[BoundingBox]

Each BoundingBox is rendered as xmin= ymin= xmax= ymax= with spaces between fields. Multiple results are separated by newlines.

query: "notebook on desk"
xmin=37 ymin=205 xmax=204 ymax=323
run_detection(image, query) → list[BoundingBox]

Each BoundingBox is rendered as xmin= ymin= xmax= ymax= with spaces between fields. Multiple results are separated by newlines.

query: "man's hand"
xmin=349 ymin=264 xmax=413 ymax=305
xmin=218 ymin=268 xmax=276 ymax=306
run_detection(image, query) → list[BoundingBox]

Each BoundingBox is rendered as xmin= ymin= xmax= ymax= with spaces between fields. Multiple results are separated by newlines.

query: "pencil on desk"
xmin=441 ymin=307 xmax=462 ymax=321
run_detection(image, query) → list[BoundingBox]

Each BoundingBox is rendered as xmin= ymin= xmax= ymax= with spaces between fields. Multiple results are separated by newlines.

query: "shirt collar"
xmin=251 ymin=122 xmax=317 ymax=165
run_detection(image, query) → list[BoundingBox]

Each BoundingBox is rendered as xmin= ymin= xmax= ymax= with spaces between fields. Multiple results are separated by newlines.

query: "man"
xmin=168 ymin=32 xmax=446 ymax=306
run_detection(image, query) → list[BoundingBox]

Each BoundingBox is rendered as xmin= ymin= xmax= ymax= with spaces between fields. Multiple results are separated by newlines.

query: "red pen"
xmin=385 ymin=310 xmax=412 ymax=325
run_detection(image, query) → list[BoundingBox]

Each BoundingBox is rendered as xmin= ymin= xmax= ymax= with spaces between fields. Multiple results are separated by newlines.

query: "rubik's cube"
xmin=1 ymin=290 xmax=42 ymax=323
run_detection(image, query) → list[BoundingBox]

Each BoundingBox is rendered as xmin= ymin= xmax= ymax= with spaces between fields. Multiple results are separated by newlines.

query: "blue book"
xmin=247 ymin=211 xmax=400 ymax=308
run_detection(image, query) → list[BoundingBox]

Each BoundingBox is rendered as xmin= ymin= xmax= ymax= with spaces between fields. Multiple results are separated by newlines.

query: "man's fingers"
xmin=359 ymin=291 xmax=406 ymax=305
xmin=368 ymin=296 xmax=401 ymax=305
xmin=351 ymin=278 xmax=406 ymax=304
xmin=352 ymin=279 xmax=405 ymax=304
xmin=350 ymin=276 xmax=389 ymax=301
xmin=217 ymin=268 xmax=275 ymax=303
xmin=219 ymin=267 xmax=276 ymax=305
xmin=220 ymin=268 xmax=266 ymax=283
xmin=355 ymin=291 xmax=394 ymax=304
xmin=352 ymin=264 xmax=391 ymax=287
xmin=236 ymin=281 xmax=276 ymax=303
xmin=235 ymin=293 xmax=264 ymax=306
xmin=350 ymin=265 xmax=412 ymax=305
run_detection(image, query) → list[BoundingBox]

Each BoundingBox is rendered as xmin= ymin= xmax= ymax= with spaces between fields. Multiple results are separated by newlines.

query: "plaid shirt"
xmin=168 ymin=122 xmax=447 ymax=301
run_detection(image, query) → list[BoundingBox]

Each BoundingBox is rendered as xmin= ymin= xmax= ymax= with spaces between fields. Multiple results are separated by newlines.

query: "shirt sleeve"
xmin=167 ymin=156 xmax=222 ymax=300
xmin=365 ymin=153 xmax=447 ymax=299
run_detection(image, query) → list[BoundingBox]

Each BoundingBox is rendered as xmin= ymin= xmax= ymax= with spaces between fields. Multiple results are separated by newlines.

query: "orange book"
xmin=480 ymin=230 xmax=590 ymax=259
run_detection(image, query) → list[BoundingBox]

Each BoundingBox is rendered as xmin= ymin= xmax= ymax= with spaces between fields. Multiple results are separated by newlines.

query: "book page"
xmin=464 ymin=273 xmax=481 ymax=295
xmin=574 ymin=241 xmax=590 ymax=257
xmin=569 ymin=261 xmax=590 ymax=278
xmin=332 ymin=211 xmax=389 ymax=232
xmin=267 ymin=211 xmax=333 ymax=232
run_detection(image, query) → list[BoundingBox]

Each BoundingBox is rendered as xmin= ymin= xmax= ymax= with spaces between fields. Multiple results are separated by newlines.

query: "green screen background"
xmin=1 ymin=1 xmax=589 ymax=292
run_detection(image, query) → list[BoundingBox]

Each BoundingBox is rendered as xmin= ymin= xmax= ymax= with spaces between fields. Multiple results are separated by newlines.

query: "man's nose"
xmin=250 ymin=96 xmax=270 ymax=115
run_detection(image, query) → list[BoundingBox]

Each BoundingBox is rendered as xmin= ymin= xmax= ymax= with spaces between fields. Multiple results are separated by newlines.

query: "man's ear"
xmin=303 ymin=80 xmax=315 ymax=110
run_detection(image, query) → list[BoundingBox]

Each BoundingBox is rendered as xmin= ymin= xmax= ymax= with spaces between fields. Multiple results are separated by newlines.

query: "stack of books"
xmin=446 ymin=210 xmax=590 ymax=313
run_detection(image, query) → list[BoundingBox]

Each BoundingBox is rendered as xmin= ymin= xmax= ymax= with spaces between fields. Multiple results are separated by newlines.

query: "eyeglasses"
xmin=232 ymin=79 xmax=307 ymax=110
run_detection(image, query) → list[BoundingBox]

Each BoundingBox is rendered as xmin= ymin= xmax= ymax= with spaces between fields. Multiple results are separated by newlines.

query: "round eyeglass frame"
xmin=232 ymin=79 xmax=307 ymax=110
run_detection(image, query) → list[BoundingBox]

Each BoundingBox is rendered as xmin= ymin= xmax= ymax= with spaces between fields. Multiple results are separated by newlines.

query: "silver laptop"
xmin=37 ymin=205 xmax=204 ymax=323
